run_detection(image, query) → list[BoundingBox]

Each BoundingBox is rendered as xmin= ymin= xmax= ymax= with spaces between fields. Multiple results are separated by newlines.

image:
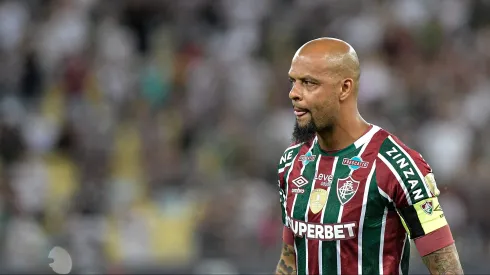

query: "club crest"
xmin=421 ymin=201 xmax=433 ymax=215
xmin=336 ymin=176 xmax=360 ymax=205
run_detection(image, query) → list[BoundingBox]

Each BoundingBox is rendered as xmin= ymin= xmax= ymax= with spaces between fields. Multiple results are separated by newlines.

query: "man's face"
xmin=288 ymin=53 xmax=339 ymax=143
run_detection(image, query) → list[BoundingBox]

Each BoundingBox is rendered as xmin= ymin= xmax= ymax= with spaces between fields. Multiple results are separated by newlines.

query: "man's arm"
xmin=422 ymin=243 xmax=464 ymax=275
xmin=276 ymin=243 xmax=296 ymax=275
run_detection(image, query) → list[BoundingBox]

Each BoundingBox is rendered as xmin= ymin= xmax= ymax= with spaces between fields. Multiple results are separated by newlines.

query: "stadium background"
xmin=0 ymin=0 xmax=488 ymax=273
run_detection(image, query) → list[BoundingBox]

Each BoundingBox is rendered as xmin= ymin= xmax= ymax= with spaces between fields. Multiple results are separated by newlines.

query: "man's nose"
xmin=289 ymin=83 xmax=302 ymax=101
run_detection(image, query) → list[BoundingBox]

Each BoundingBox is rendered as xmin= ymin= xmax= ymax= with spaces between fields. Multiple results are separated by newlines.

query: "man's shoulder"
xmin=374 ymin=129 xmax=437 ymax=201
xmin=376 ymin=130 xmax=423 ymax=157
xmin=278 ymin=142 xmax=303 ymax=169
xmin=277 ymin=139 xmax=314 ymax=169
xmin=375 ymin=129 xmax=432 ymax=180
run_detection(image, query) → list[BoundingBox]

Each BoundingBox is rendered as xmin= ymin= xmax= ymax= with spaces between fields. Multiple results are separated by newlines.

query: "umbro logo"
xmin=292 ymin=176 xmax=309 ymax=188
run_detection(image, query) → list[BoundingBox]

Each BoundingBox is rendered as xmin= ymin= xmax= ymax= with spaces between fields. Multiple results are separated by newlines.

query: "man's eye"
xmin=304 ymin=81 xmax=314 ymax=86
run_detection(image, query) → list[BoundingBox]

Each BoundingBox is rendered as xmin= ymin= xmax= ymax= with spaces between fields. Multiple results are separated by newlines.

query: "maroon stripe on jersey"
xmin=279 ymin=169 xmax=286 ymax=189
xmin=286 ymin=142 xmax=313 ymax=219
xmin=382 ymin=211 xmax=407 ymax=275
xmin=307 ymin=156 xmax=336 ymax=275
xmin=339 ymin=130 xmax=388 ymax=275
xmin=306 ymin=235 xmax=320 ymax=274
xmin=375 ymin=156 xmax=411 ymax=209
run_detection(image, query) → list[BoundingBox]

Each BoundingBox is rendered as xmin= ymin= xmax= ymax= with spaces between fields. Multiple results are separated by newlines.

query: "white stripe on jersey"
xmin=378 ymin=186 xmax=393 ymax=203
xmin=286 ymin=142 xmax=305 ymax=151
xmin=336 ymin=204 xmax=344 ymax=274
xmin=354 ymin=125 xmax=380 ymax=148
xmin=379 ymin=207 xmax=388 ymax=275
xmin=278 ymin=162 xmax=292 ymax=173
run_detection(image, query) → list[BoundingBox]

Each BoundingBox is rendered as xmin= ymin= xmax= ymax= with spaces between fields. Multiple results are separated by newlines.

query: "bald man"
xmin=275 ymin=38 xmax=463 ymax=275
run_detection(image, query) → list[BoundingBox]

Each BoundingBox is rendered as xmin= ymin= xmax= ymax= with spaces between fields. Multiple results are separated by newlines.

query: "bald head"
xmin=294 ymin=37 xmax=360 ymax=84
xmin=289 ymin=38 xmax=364 ymax=143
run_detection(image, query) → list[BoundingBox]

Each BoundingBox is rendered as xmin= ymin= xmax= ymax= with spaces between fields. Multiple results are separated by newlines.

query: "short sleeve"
xmin=277 ymin=148 xmax=290 ymax=227
xmin=278 ymin=172 xmax=294 ymax=245
xmin=377 ymin=135 xmax=453 ymax=256
xmin=277 ymin=143 xmax=302 ymax=227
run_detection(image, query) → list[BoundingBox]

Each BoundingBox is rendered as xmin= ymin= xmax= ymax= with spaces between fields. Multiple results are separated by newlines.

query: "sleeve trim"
xmin=414 ymin=225 xmax=454 ymax=256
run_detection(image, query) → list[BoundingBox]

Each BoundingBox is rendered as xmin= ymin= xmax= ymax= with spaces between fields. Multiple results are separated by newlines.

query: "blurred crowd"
xmin=0 ymin=0 xmax=489 ymax=273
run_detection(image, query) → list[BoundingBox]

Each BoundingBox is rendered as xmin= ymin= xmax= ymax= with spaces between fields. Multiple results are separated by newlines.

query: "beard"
xmin=292 ymin=119 xmax=317 ymax=144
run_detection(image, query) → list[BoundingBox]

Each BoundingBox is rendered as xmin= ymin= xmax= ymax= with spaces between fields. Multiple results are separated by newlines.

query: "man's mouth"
xmin=294 ymin=107 xmax=309 ymax=117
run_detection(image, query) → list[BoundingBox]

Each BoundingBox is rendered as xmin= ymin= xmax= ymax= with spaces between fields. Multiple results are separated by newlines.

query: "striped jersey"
xmin=277 ymin=125 xmax=449 ymax=275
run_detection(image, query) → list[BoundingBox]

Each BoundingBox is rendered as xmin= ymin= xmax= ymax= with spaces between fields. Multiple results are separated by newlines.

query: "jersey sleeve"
xmin=376 ymin=135 xmax=454 ymax=256
xmin=277 ymin=143 xmax=302 ymax=244
xmin=278 ymin=172 xmax=287 ymax=227
xmin=277 ymin=143 xmax=297 ymax=227
xmin=278 ymin=169 xmax=294 ymax=245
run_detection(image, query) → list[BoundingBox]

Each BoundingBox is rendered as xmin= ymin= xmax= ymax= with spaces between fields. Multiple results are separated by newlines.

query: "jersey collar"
xmin=314 ymin=124 xmax=378 ymax=157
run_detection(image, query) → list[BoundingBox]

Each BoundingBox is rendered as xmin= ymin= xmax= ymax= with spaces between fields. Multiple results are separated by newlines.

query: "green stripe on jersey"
xmin=379 ymin=137 xmax=430 ymax=204
xmin=400 ymin=236 xmax=410 ymax=275
xmin=361 ymin=170 xmax=386 ymax=274
xmin=321 ymin=147 xmax=362 ymax=275
xmin=293 ymin=152 xmax=318 ymax=275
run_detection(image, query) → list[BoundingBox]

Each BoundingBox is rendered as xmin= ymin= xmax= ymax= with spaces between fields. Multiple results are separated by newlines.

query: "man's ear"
xmin=339 ymin=78 xmax=354 ymax=101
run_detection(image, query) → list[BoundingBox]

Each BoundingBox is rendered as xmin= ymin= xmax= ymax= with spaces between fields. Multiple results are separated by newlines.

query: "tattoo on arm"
xmin=422 ymin=244 xmax=464 ymax=275
xmin=276 ymin=244 xmax=296 ymax=275
xmin=282 ymin=244 xmax=294 ymax=257
xmin=278 ymin=259 xmax=294 ymax=274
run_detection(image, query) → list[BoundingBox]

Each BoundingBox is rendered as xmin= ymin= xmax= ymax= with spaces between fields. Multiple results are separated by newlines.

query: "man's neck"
xmin=316 ymin=116 xmax=370 ymax=152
